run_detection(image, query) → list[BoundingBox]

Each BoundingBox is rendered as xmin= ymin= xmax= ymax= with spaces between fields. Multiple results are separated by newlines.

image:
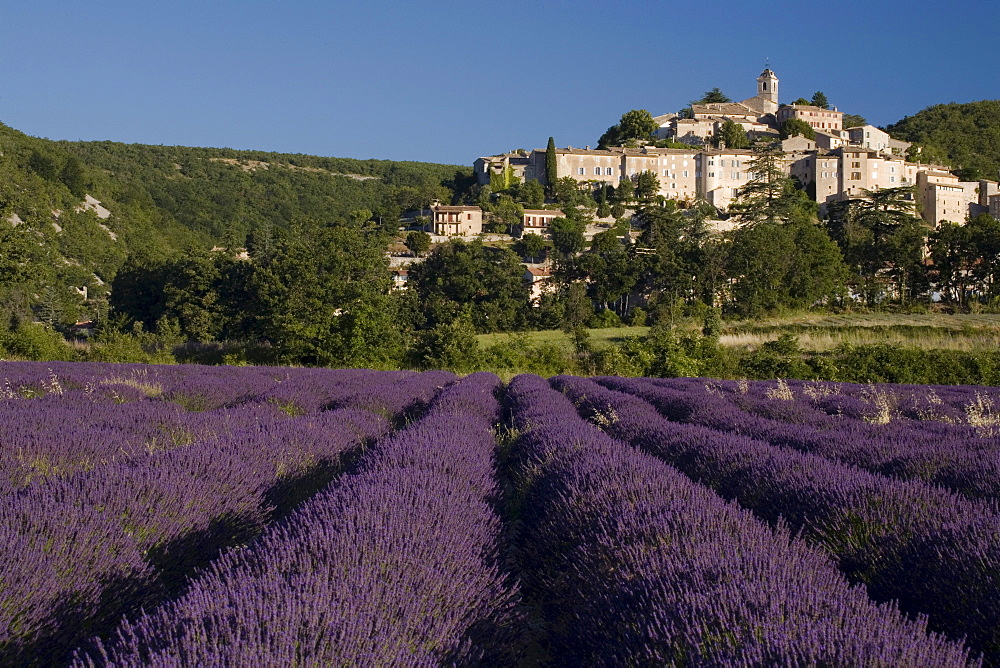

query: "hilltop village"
xmin=468 ymin=69 xmax=999 ymax=231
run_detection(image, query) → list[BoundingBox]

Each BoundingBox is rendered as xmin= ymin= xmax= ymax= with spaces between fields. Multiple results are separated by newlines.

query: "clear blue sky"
xmin=2 ymin=0 xmax=998 ymax=167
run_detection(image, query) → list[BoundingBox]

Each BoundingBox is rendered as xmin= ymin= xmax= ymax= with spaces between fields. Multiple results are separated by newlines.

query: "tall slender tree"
xmin=545 ymin=137 xmax=557 ymax=197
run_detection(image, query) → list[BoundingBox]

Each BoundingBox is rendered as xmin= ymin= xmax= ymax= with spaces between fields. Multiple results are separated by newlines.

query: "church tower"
xmin=757 ymin=67 xmax=779 ymax=105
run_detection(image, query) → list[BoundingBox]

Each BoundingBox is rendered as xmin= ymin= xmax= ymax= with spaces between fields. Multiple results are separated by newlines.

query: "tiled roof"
xmin=692 ymin=102 xmax=756 ymax=116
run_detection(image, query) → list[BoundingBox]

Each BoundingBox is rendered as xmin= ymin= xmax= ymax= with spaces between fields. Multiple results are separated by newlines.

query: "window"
xmin=683 ymin=170 xmax=689 ymax=177
xmin=890 ymin=176 xmax=895 ymax=183
xmin=852 ymin=161 xmax=861 ymax=168
xmin=682 ymin=160 xmax=689 ymax=167
xmin=708 ymin=160 xmax=715 ymax=166
xmin=822 ymin=172 xmax=828 ymax=178
xmin=594 ymin=167 xmax=601 ymax=175
xmin=696 ymin=171 xmax=701 ymax=178
xmin=822 ymin=161 xmax=828 ymax=168
xmin=732 ymin=171 xmax=740 ymax=179
xmin=606 ymin=167 xmax=613 ymax=175
xmin=708 ymin=172 xmax=715 ymax=178
xmin=734 ymin=160 xmax=741 ymax=167
xmin=719 ymin=160 xmax=726 ymax=167
xmin=731 ymin=188 xmax=739 ymax=197
xmin=851 ymin=172 xmax=862 ymax=180
xmin=663 ymin=170 xmax=669 ymax=176
xmin=671 ymin=183 xmax=677 ymax=189
xmin=889 ymin=166 xmax=896 ymax=173
xmin=578 ymin=167 xmax=585 ymax=175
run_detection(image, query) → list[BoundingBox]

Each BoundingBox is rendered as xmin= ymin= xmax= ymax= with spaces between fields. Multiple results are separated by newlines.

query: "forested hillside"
xmin=57 ymin=140 xmax=470 ymax=242
xmin=0 ymin=120 xmax=470 ymax=332
xmin=887 ymin=100 xmax=1000 ymax=179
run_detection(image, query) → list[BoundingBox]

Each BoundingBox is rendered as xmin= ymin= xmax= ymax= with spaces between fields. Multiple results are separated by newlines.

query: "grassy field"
xmin=477 ymin=313 xmax=1000 ymax=353
xmin=477 ymin=326 xmax=651 ymax=351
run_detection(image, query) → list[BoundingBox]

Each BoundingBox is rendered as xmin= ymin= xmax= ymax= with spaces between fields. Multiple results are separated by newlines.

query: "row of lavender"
xmin=634 ymin=376 xmax=1000 ymax=500
xmin=70 ymin=370 xmax=981 ymax=665
xmin=554 ymin=375 xmax=999 ymax=662
xmin=0 ymin=362 xmax=426 ymax=494
xmin=76 ymin=373 xmax=520 ymax=665
xmin=507 ymin=374 xmax=975 ymax=665
xmin=1 ymin=361 xmax=991 ymax=663
xmin=0 ymin=362 xmax=454 ymax=664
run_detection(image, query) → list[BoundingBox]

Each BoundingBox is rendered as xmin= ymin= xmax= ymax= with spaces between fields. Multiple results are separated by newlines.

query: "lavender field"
xmin=0 ymin=362 xmax=997 ymax=666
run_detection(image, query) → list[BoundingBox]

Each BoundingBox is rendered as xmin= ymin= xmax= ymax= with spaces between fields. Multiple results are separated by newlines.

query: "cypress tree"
xmin=545 ymin=137 xmax=557 ymax=197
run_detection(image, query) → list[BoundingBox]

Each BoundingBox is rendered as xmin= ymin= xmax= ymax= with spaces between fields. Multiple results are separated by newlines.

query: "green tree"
xmin=408 ymin=238 xmax=530 ymax=333
xmin=729 ymin=141 xmax=799 ymax=226
xmin=791 ymin=98 xmax=811 ymax=106
xmin=694 ymin=88 xmax=731 ymax=104
xmin=826 ymin=186 xmax=929 ymax=304
xmin=514 ymin=232 xmax=548 ymax=263
xmin=545 ymin=137 xmax=557 ymax=195
xmin=780 ymin=118 xmax=817 ymax=140
xmin=251 ymin=223 xmax=403 ymax=366
xmin=810 ymin=91 xmax=830 ymax=109
xmin=578 ymin=228 xmax=637 ymax=315
xmin=405 ymin=230 xmax=432 ymax=257
xmin=550 ymin=215 xmax=587 ymax=257
xmin=491 ymin=194 xmax=524 ymax=234
xmin=633 ymin=202 xmax=709 ymax=306
xmin=511 ymin=179 xmax=545 ymax=208
xmin=27 ymin=151 xmax=59 ymax=181
xmin=598 ymin=110 xmax=658 ymax=148
xmin=842 ymin=114 xmax=867 ymax=129
xmin=60 ymin=156 xmax=88 ymax=198
xmin=407 ymin=312 xmax=482 ymax=372
xmin=635 ymin=170 xmax=660 ymax=202
xmin=615 ymin=177 xmax=635 ymax=205
xmin=718 ymin=119 xmax=750 ymax=149
xmin=727 ymin=219 xmax=846 ymax=317
xmin=618 ymin=109 xmax=658 ymax=141
xmin=930 ymin=221 xmax=978 ymax=305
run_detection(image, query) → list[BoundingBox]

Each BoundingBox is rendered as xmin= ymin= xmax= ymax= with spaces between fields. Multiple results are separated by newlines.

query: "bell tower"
xmin=757 ymin=67 xmax=779 ymax=105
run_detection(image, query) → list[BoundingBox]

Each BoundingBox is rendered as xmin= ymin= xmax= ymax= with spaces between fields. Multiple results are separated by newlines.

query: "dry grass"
xmin=477 ymin=313 xmax=1000 ymax=354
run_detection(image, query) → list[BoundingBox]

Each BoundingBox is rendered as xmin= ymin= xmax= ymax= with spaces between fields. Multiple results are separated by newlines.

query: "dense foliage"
xmin=0 ymin=120 xmax=469 ymax=336
xmin=887 ymin=100 xmax=1000 ymax=179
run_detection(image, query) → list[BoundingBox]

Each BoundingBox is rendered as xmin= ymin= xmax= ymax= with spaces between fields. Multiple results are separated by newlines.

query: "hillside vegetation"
xmin=887 ymin=100 xmax=1000 ymax=179
xmin=0 ymin=120 xmax=469 ymax=328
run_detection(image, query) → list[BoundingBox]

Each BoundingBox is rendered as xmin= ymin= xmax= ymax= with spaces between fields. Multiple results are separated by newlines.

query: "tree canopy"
xmin=887 ymin=101 xmax=1000 ymax=179
xmin=599 ymin=110 xmax=658 ymax=148
xmin=780 ymin=119 xmax=816 ymax=140
xmin=718 ymin=119 xmax=750 ymax=149
xmin=693 ymin=88 xmax=731 ymax=104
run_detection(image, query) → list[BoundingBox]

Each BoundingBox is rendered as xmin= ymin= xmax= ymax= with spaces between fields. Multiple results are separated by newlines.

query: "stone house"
xmin=431 ymin=205 xmax=483 ymax=236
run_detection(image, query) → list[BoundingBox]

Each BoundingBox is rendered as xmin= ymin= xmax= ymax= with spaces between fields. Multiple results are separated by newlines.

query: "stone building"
xmin=431 ymin=205 xmax=483 ymax=236
xmin=472 ymin=67 xmax=994 ymax=228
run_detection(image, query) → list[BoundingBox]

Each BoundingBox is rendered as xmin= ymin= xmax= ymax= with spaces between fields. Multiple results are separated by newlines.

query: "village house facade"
xmin=430 ymin=205 xmax=484 ymax=236
xmin=473 ymin=67 xmax=997 ymax=227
